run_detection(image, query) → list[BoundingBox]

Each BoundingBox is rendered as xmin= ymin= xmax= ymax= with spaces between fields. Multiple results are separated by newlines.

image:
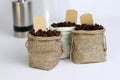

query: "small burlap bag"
xmin=26 ymin=33 xmax=62 ymax=71
xmin=70 ymin=29 xmax=107 ymax=64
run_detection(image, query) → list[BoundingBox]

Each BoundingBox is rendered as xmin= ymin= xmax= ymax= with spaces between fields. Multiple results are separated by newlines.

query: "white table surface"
xmin=0 ymin=16 xmax=120 ymax=80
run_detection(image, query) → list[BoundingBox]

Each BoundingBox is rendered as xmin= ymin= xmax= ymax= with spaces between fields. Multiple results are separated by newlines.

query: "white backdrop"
xmin=0 ymin=0 xmax=120 ymax=80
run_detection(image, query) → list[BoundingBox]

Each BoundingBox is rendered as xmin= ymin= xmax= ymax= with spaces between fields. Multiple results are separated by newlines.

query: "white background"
xmin=0 ymin=0 xmax=120 ymax=80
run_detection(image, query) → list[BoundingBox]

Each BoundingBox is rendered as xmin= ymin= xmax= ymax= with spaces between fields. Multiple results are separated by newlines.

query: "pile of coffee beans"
xmin=51 ymin=21 xmax=76 ymax=27
xmin=29 ymin=29 xmax=61 ymax=37
xmin=75 ymin=24 xmax=104 ymax=30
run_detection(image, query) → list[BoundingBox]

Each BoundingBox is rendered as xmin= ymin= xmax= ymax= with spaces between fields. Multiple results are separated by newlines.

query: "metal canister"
xmin=12 ymin=0 xmax=33 ymax=38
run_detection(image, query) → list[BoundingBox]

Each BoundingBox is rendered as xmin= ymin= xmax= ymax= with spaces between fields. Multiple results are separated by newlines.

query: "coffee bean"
xmin=75 ymin=23 xmax=104 ymax=30
xmin=51 ymin=21 xmax=76 ymax=27
xmin=51 ymin=23 xmax=57 ymax=27
xmin=29 ymin=29 xmax=61 ymax=37
xmin=29 ymin=29 xmax=35 ymax=35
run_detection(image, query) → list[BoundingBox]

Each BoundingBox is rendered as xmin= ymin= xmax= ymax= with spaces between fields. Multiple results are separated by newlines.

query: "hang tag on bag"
xmin=33 ymin=16 xmax=47 ymax=32
xmin=65 ymin=9 xmax=78 ymax=23
xmin=80 ymin=13 xmax=94 ymax=25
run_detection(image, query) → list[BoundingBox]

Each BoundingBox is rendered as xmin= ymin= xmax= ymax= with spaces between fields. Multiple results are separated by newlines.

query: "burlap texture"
xmin=70 ymin=29 xmax=107 ymax=64
xmin=27 ymin=33 xmax=62 ymax=71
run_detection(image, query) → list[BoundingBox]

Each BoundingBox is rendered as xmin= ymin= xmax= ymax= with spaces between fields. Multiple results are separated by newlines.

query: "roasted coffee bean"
xmin=51 ymin=21 xmax=76 ymax=27
xmin=53 ymin=30 xmax=60 ymax=36
xmin=73 ymin=23 xmax=76 ymax=26
xmin=56 ymin=31 xmax=61 ymax=36
xmin=51 ymin=23 xmax=57 ymax=27
xmin=29 ymin=29 xmax=35 ymax=35
xmin=75 ymin=23 xmax=104 ymax=30
xmin=29 ymin=29 xmax=61 ymax=37
xmin=98 ymin=25 xmax=104 ymax=30
xmin=42 ymin=32 xmax=48 ymax=37
xmin=34 ymin=29 xmax=41 ymax=36
xmin=47 ymin=30 xmax=53 ymax=37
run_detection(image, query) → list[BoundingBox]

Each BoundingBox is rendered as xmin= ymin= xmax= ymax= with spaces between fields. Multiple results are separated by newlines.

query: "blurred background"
xmin=0 ymin=0 xmax=120 ymax=29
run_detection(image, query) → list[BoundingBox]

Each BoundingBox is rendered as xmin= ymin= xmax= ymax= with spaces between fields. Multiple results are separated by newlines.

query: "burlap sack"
xmin=70 ymin=29 xmax=107 ymax=64
xmin=26 ymin=33 xmax=62 ymax=71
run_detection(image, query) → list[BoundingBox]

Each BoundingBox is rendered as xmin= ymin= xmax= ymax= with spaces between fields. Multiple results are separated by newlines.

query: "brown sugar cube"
xmin=65 ymin=9 xmax=78 ymax=23
xmin=33 ymin=16 xmax=47 ymax=32
xmin=80 ymin=13 xmax=94 ymax=25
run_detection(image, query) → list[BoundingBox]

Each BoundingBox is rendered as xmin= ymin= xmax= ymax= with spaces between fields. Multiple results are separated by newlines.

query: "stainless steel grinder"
xmin=12 ymin=0 xmax=33 ymax=38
